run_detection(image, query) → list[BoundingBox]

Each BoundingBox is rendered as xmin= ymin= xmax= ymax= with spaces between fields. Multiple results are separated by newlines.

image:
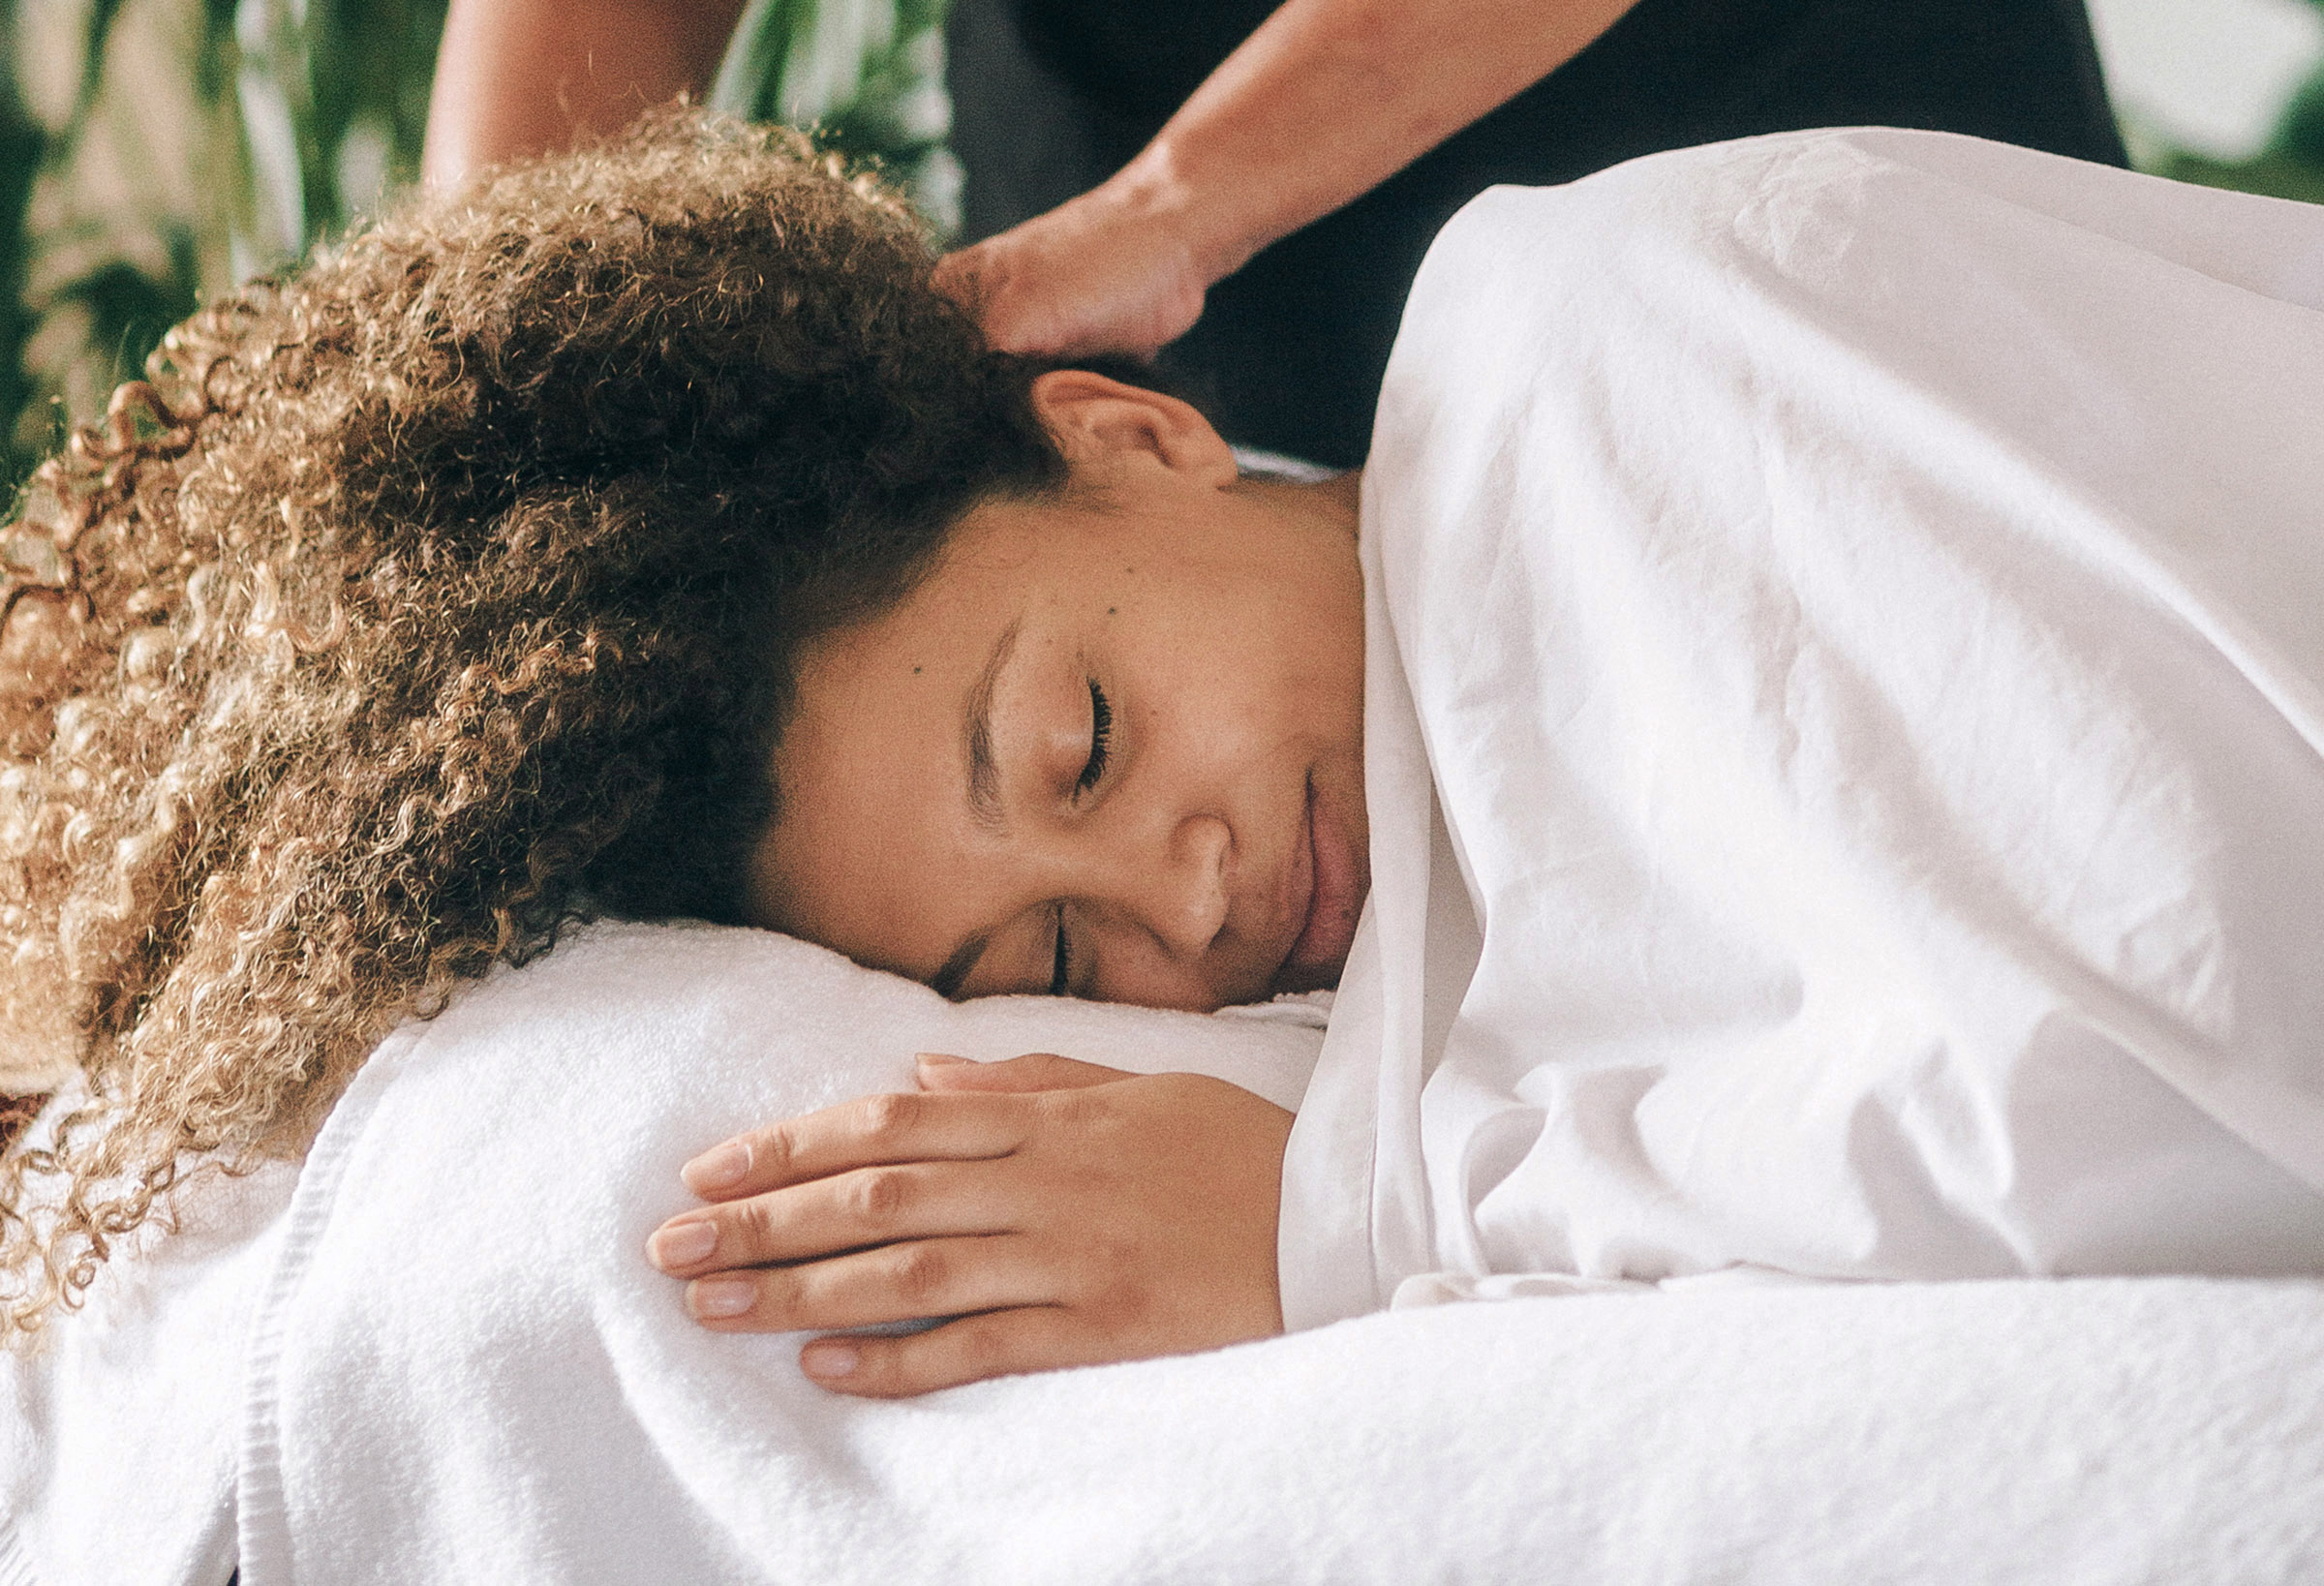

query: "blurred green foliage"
xmin=712 ymin=0 xmax=957 ymax=219
xmin=2146 ymin=0 xmax=2324 ymax=205
xmin=1 ymin=0 xmax=451 ymax=492
xmin=0 ymin=0 xmax=944 ymax=498
xmin=2 ymin=1 xmax=2321 ymax=500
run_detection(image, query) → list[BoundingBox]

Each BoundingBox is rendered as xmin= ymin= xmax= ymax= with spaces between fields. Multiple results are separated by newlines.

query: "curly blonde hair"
xmin=0 ymin=108 xmax=1067 ymax=1334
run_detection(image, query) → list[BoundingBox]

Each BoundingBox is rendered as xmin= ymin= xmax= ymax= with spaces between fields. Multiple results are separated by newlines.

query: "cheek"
xmin=1093 ymin=935 xmax=1263 ymax=1013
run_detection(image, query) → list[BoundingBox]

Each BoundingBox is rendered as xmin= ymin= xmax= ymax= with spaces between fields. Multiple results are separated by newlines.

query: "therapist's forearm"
xmin=1119 ymin=0 xmax=1644 ymax=283
xmin=421 ymin=0 xmax=747 ymax=191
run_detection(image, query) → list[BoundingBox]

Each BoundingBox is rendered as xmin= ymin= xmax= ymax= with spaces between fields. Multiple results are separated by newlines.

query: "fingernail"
xmin=689 ymin=1277 xmax=756 ymax=1319
xmin=802 ymin=1340 xmax=859 ymax=1378
xmin=915 ymin=1052 xmax=969 ymax=1067
xmin=682 ymin=1142 xmax=749 ymax=1194
xmin=648 ymin=1220 xmax=717 ymax=1268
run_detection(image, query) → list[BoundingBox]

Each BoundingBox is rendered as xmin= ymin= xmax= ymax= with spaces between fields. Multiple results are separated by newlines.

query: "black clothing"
xmin=946 ymin=0 xmax=2126 ymax=466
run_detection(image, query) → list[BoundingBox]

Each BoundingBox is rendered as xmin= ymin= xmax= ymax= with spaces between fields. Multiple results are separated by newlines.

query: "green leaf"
xmin=53 ymin=246 xmax=199 ymax=390
xmin=711 ymin=0 xmax=818 ymax=125
xmin=64 ymin=0 xmax=131 ymax=143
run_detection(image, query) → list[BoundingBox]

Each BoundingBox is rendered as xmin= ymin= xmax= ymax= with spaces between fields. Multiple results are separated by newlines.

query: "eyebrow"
xmin=934 ymin=620 xmax=1022 ymax=999
xmin=963 ymin=619 xmax=1021 ymax=832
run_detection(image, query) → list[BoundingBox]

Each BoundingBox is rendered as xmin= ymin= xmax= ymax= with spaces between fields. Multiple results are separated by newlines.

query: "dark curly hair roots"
xmin=0 ymin=107 xmax=1069 ymax=1334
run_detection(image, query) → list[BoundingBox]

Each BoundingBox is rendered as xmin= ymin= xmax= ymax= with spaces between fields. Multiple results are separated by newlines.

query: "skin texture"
xmin=648 ymin=1052 xmax=1298 ymax=1397
xmin=749 ymin=372 xmax=1369 ymax=1013
xmin=416 ymin=0 xmax=1643 ymax=352
xmin=421 ymin=0 xmax=748 ymax=192
xmin=650 ymin=374 xmax=1370 ymax=1396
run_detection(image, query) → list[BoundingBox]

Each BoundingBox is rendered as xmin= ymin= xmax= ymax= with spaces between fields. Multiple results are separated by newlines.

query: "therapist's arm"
xmin=421 ymin=0 xmax=747 ymax=191
xmin=936 ymin=0 xmax=1645 ymax=357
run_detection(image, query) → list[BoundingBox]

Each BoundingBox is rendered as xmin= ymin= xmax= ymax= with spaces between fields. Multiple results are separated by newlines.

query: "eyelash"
xmin=1077 ymin=679 xmax=1112 ymax=798
xmin=1050 ymin=904 xmax=1072 ymax=997
xmin=1052 ymin=680 xmax=1111 ymax=995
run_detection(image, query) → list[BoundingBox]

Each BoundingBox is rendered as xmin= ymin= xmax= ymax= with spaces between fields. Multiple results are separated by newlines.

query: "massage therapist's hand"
xmin=933 ymin=179 xmax=1215 ymax=361
xmin=646 ymin=1053 xmax=1295 ymax=1397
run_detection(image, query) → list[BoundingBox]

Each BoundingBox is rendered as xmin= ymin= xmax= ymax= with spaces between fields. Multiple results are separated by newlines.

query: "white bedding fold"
xmin=0 ymin=1141 xmax=294 ymax=1586
xmin=1283 ymin=129 xmax=2324 ymax=1327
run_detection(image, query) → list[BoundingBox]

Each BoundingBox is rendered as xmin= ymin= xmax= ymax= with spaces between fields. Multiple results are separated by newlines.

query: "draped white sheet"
xmin=1282 ymin=128 xmax=2324 ymax=1327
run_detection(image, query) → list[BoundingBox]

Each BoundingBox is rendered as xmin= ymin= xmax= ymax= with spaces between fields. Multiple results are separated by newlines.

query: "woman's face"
xmin=746 ymin=374 xmax=1368 ymax=1012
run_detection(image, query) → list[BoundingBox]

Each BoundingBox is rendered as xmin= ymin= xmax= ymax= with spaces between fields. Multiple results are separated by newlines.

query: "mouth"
xmin=1276 ymin=775 xmax=1365 ymax=991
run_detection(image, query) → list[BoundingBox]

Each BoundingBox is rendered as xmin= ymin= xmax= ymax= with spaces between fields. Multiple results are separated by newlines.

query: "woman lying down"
xmin=5 ymin=109 xmax=2322 ymax=1397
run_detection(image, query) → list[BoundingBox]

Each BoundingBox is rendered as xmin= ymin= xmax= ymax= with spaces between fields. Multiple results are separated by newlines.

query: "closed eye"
xmin=1049 ymin=903 xmax=1072 ymax=996
xmin=1077 ymin=679 xmax=1112 ymax=797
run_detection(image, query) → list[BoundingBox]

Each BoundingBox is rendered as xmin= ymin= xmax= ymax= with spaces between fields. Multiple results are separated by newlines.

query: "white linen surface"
xmin=0 ymin=1136 xmax=295 ymax=1586
xmin=0 ymin=922 xmax=1321 ymax=1586
xmin=11 ymin=921 xmax=2324 ymax=1584
xmin=1281 ymin=128 xmax=2324 ymax=1328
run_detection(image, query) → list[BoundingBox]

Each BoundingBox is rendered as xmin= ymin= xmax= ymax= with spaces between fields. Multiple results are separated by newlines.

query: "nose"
xmin=1119 ymin=811 xmax=1232 ymax=961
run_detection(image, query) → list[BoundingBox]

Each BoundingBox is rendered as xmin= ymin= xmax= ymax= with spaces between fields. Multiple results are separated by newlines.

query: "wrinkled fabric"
xmin=18 ymin=922 xmax=2324 ymax=1583
xmin=1282 ymin=129 xmax=2324 ymax=1327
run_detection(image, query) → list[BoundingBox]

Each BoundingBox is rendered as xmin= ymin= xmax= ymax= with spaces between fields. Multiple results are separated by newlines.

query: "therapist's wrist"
xmin=1104 ymin=139 xmax=1280 ymax=290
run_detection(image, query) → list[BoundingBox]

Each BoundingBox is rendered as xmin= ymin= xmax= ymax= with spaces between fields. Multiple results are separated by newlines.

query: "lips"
xmin=1278 ymin=775 xmax=1365 ymax=987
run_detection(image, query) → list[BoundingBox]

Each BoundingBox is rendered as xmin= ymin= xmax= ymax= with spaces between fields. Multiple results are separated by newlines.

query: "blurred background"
xmin=2 ymin=0 xmax=2319 ymax=497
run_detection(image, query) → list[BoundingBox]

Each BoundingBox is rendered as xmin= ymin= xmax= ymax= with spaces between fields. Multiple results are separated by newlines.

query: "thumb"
xmin=914 ymin=1052 xmax=1132 ymax=1093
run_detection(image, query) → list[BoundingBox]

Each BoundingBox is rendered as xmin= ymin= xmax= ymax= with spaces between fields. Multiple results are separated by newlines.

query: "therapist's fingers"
xmin=933 ymin=190 xmax=1208 ymax=360
xmin=679 ymin=1088 xmax=1032 ymax=1200
xmin=683 ymin=1233 xmax=1044 ymax=1333
xmin=651 ymin=1157 xmax=1023 ymax=1274
xmin=798 ymin=1305 xmax=1102 ymax=1398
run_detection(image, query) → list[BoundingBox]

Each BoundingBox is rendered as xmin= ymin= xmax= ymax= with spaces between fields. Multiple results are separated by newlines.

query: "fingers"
xmin=680 ymin=1088 xmax=1029 ymax=1200
xmin=681 ymin=1234 xmax=1049 ymax=1335
xmin=929 ymin=197 xmax=1207 ymax=360
xmin=651 ymin=1158 xmax=1022 ymax=1274
xmin=799 ymin=1305 xmax=1107 ymax=1398
xmin=929 ymin=241 xmax=998 ymax=316
xmin=913 ymin=1052 xmax=1132 ymax=1094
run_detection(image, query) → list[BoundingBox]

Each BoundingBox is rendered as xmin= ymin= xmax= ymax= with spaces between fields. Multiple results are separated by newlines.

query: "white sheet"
xmin=1281 ymin=128 xmax=2324 ymax=1327
xmin=11 ymin=923 xmax=2324 ymax=1583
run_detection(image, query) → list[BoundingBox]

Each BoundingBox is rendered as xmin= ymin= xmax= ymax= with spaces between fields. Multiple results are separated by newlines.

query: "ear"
xmin=1028 ymin=369 xmax=1239 ymax=490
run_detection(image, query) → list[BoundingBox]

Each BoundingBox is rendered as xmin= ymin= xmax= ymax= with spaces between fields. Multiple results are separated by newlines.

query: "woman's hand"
xmin=645 ymin=1052 xmax=1294 ymax=1397
xmin=933 ymin=179 xmax=1215 ymax=361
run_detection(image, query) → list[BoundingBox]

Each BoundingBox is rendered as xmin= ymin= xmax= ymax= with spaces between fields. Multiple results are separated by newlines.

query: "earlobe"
xmin=1029 ymin=370 xmax=1238 ymax=488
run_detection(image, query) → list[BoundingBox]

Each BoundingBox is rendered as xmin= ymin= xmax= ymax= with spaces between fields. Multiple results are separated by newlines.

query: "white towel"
xmin=10 ymin=922 xmax=2324 ymax=1582
xmin=0 ymin=1140 xmax=294 ymax=1586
